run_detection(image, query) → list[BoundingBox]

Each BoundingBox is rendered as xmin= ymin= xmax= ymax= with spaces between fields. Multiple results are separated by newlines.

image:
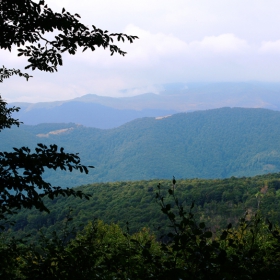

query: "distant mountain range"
xmin=2 ymin=107 xmax=280 ymax=186
xmin=10 ymin=82 xmax=280 ymax=129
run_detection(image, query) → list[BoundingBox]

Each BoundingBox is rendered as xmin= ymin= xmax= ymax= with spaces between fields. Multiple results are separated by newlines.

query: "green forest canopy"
xmin=1 ymin=107 xmax=280 ymax=185
xmin=8 ymin=172 xmax=280 ymax=239
xmin=3 ymin=174 xmax=280 ymax=279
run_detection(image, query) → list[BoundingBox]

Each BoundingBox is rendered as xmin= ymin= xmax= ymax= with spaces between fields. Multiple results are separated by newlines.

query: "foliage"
xmin=0 ymin=96 xmax=21 ymax=131
xmin=2 ymin=107 xmax=280 ymax=185
xmin=2 ymin=178 xmax=280 ymax=279
xmin=0 ymin=143 xmax=92 ymax=220
xmin=0 ymin=0 xmax=137 ymax=220
xmin=0 ymin=94 xmax=93 ymax=221
xmin=2 ymin=1 xmax=280 ymax=279
xmin=0 ymin=95 xmax=93 ymax=222
xmin=0 ymin=0 xmax=138 ymax=77
xmin=8 ymin=172 xmax=280 ymax=240
xmin=0 ymin=67 xmax=32 ymax=83
xmin=152 ymin=179 xmax=280 ymax=279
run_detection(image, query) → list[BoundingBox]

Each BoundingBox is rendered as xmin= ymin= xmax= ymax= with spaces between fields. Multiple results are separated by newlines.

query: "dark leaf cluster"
xmin=0 ymin=0 xmax=138 ymax=72
xmin=0 ymin=143 xmax=93 ymax=217
xmin=0 ymin=95 xmax=21 ymax=131
xmin=0 ymin=66 xmax=32 ymax=82
xmin=2 ymin=179 xmax=280 ymax=279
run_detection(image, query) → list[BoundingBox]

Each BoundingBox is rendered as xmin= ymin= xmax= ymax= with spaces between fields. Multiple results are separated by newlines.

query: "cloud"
xmin=189 ymin=34 xmax=250 ymax=54
xmin=3 ymin=0 xmax=280 ymax=102
xmin=3 ymin=27 xmax=276 ymax=103
xmin=260 ymin=40 xmax=280 ymax=54
xmin=81 ymin=27 xmax=253 ymax=70
xmin=120 ymin=84 xmax=165 ymax=96
xmin=121 ymin=25 xmax=188 ymax=67
xmin=74 ymin=26 xmax=252 ymax=71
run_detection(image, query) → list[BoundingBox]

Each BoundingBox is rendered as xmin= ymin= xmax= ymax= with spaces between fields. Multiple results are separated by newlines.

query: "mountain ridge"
xmin=10 ymin=82 xmax=280 ymax=129
xmin=2 ymin=107 xmax=280 ymax=186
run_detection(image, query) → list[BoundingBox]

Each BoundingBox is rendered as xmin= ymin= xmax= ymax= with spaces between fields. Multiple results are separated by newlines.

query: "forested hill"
xmin=1 ymin=107 xmax=280 ymax=186
xmin=9 ymin=173 xmax=280 ymax=239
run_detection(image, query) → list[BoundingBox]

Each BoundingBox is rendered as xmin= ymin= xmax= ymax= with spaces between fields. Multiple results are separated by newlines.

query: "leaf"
xmin=204 ymin=231 xmax=212 ymax=238
xmin=220 ymin=231 xmax=228 ymax=240
xmin=199 ymin=222 xmax=205 ymax=229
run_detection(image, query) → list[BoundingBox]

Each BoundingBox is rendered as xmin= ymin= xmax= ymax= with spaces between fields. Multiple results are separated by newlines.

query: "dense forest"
xmin=7 ymin=173 xmax=280 ymax=240
xmin=3 ymin=174 xmax=280 ymax=279
xmin=2 ymin=1 xmax=280 ymax=279
xmin=2 ymin=107 xmax=280 ymax=186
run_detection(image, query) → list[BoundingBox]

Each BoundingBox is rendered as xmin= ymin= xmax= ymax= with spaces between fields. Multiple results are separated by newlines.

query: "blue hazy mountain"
xmin=10 ymin=82 xmax=280 ymax=129
xmin=11 ymin=101 xmax=176 ymax=129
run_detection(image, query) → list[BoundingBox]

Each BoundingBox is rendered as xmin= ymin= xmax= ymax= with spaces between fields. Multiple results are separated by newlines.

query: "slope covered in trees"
xmin=1 ymin=107 xmax=280 ymax=186
xmin=3 ymin=174 xmax=280 ymax=279
xmin=2 ymin=1 xmax=280 ymax=278
xmin=8 ymin=172 xmax=280 ymax=240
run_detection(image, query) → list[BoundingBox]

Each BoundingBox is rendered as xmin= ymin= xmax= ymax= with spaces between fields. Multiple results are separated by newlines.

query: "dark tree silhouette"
xmin=0 ymin=0 xmax=138 ymax=219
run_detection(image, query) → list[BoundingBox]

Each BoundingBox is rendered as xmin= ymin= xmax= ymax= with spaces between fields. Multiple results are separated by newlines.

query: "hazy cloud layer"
xmin=1 ymin=0 xmax=280 ymax=102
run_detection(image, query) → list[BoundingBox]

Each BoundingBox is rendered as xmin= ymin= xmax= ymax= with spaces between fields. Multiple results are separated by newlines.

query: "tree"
xmin=0 ymin=0 xmax=138 ymax=79
xmin=0 ymin=97 xmax=21 ymax=130
xmin=0 ymin=0 xmax=138 ymax=219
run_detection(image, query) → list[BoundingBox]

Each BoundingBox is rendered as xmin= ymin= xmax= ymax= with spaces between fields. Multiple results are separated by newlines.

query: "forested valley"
xmin=3 ymin=174 xmax=280 ymax=279
xmin=7 ymin=173 xmax=280 ymax=239
xmin=2 ymin=0 xmax=280 ymax=279
xmin=2 ymin=107 xmax=280 ymax=186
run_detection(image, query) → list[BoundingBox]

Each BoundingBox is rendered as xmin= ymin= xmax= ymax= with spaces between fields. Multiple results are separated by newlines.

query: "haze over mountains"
xmin=11 ymin=82 xmax=280 ymax=129
xmin=4 ymin=82 xmax=280 ymax=186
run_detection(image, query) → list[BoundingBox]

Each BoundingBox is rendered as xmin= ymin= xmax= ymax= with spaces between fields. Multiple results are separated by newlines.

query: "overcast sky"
xmin=2 ymin=0 xmax=280 ymax=102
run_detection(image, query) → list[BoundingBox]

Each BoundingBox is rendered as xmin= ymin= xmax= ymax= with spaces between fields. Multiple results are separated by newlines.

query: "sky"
xmin=1 ymin=0 xmax=280 ymax=102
